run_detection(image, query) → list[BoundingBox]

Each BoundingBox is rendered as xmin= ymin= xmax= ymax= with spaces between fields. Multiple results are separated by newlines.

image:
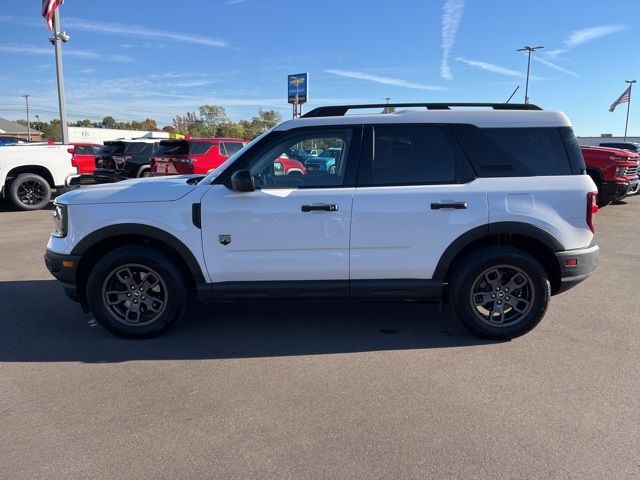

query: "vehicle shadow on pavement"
xmin=0 ymin=280 xmax=499 ymax=363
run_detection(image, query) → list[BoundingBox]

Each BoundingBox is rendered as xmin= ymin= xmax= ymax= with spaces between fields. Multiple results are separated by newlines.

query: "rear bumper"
xmin=554 ymin=244 xmax=599 ymax=294
xmin=44 ymin=249 xmax=82 ymax=302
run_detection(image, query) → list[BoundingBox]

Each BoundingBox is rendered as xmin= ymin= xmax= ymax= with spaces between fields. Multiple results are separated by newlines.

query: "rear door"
xmin=350 ymin=124 xmax=488 ymax=281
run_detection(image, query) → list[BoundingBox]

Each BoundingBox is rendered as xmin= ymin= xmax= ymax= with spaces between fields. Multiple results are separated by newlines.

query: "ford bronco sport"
xmin=45 ymin=103 xmax=599 ymax=339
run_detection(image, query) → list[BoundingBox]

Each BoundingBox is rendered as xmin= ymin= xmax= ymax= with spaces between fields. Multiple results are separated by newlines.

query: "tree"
xmin=75 ymin=119 xmax=94 ymax=127
xmin=142 ymin=118 xmax=158 ymax=131
xmin=198 ymin=105 xmax=229 ymax=137
xmin=162 ymin=125 xmax=176 ymax=135
xmin=172 ymin=111 xmax=202 ymax=136
xmin=102 ymin=116 xmax=117 ymax=129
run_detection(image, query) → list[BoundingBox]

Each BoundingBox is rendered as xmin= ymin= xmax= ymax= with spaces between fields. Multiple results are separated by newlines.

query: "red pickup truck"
xmin=581 ymin=146 xmax=639 ymax=206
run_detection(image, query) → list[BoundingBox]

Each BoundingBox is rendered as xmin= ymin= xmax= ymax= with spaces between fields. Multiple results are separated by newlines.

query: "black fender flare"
xmin=432 ymin=222 xmax=565 ymax=281
xmin=71 ymin=224 xmax=206 ymax=284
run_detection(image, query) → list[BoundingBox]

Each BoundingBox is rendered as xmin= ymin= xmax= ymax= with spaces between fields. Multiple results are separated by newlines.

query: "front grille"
xmin=623 ymin=164 xmax=638 ymax=176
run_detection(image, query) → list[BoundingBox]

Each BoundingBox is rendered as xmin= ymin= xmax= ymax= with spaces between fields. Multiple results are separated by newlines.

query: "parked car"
xmin=0 ymin=137 xmax=27 ymax=146
xmin=599 ymin=142 xmax=640 ymax=154
xmin=93 ymin=139 xmax=160 ymax=183
xmin=150 ymin=138 xmax=247 ymax=176
xmin=0 ymin=143 xmax=76 ymax=210
xmin=67 ymin=143 xmax=101 ymax=175
xmin=304 ymin=154 xmax=337 ymax=174
xmin=46 ymin=102 xmax=599 ymax=340
xmin=273 ymin=156 xmax=307 ymax=176
xmin=581 ymin=146 xmax=639 ymax=205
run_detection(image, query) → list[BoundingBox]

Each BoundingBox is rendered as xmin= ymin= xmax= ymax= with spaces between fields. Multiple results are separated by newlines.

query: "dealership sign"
xmin=288 ymin=73 xmax=309 ymax=104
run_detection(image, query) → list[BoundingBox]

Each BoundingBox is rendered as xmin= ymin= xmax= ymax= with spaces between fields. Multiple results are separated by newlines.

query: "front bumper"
xmin=626 ymin=178 xmax=639 ymax=195
xmin=44 ymin=249 xmax=82 ymax=302
xmin=554 ymin=244 xmax=599 ymax=294
xmin=599 ymin=181 xmax=630 ymax=204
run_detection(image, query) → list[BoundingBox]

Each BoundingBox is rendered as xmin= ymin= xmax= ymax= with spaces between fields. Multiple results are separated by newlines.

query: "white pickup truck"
xmin=0 ymin=143 xmax=77 ymax=210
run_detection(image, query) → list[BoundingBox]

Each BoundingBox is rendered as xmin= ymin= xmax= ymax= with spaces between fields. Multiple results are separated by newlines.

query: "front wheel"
xmin=86 ymin=246 xmax=190 ymax=338
xmin=448 ymin=246 xmax=551 ymax=339
xmin=9 ymin=173 xmax=52 ymax=210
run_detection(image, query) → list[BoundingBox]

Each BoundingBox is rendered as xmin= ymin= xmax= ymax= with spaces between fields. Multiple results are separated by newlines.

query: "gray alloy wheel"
xmin=101 ymin=263 xmax=168 ymax=327
xmin=469 ymin=265 xmax=535 ymax=328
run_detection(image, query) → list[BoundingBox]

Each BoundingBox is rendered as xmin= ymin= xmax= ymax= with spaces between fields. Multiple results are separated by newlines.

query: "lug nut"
xmin=497 ymin=300 xmax=502 ymax=305
xmin=491 ymin=294 xmax=496 ymax=298
xmin=127 ymin=293 xmax=131 ymax=298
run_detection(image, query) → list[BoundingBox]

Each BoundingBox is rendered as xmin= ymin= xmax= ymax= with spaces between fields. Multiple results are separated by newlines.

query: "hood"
xmin=58 ymin=175 xmax=201 ymax=205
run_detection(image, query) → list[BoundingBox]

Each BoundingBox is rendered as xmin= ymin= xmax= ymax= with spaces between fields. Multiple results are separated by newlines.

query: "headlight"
xmin=52 ymin=203 xmax=68 ymax=238
xmin=615 ymin=166 xmax=627 ymax=177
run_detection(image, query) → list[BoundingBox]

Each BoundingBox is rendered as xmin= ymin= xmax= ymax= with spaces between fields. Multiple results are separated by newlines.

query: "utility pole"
xmin=35 ymin=115 xmax=40 ymax=136
xmin=517 ymin=45 xmax=544 ymax=104
xmin=50 ymin=8 xmax=69 ymax=144
xmin=22 ymin=94 xmax=31 ymax=141
xmin=624 ymin=80 xmax=636 ymax=141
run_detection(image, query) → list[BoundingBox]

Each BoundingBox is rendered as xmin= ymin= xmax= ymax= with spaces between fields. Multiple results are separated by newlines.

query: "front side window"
xmin=247 ymin=130 xmax=352 ymax=188
xmin=368 ymin=125 xmax=473 ymax=186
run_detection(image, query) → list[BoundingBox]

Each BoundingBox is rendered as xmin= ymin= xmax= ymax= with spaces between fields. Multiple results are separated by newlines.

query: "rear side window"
xmin=363 ymin=125 xmax=474 ymax=186
xmin=220 ymin=142 xmax=244 ymax=157
xmin=125 ymin=143 xmax=152 ymax=155
xmin=156 ymin=141 xmax=188 ymax=156
xmin=451 ymin=125 xmax=574 ymax=177
xmin=189 ymin=142 xmax=214 ymax=155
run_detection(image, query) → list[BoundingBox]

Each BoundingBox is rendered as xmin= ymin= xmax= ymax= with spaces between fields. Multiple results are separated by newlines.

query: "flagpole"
xmin=623 ymin=80 xmax=636 ymax=142
xmin=52 ymin=8 xmax=69 ymax=144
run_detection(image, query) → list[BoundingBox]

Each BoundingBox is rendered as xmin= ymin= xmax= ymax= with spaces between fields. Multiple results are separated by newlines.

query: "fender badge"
xmin=219 ymin=234 xmax=231 ymax=246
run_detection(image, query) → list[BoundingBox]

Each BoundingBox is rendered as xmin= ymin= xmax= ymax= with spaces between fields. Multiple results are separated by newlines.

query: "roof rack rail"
xmin=302 ymin=102 xmax=542 ymax=118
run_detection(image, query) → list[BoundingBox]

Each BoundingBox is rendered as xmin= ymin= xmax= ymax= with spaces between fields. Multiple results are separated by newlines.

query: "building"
xmin=576 ymin=135 xmax=639 ymax=146
xmin=68 ymin=126 xmax=182 ymax=144
xmin=0 ymin=117 xmax=43 ymax=141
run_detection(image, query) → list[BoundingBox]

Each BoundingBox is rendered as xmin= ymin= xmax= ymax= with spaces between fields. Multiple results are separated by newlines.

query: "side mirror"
xmin=230 ymin=169 xmax=255 ymax=192
xmin=67 ymin=148 xmax=75 ymax=155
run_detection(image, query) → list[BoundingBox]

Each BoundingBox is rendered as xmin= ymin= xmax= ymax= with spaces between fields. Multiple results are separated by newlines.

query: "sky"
xmin=0 ymin=0 xmax=638 ymax=136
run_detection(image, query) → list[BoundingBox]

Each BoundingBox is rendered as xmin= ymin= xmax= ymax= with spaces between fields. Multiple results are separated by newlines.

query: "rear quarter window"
xmin=189 ymin=142 xmax=214 ymax=155
xmin=451 ymin=125 xmax=575 ymax=177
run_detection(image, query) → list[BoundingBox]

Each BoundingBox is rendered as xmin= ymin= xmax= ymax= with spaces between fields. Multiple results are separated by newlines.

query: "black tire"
xmin=8 ymin=173 xmax=52 ymax=210
xmin=139 ymin=169 xmax=151 ymax=178
xmin=86 ymin=245 xmax=190 ymax=338
xmin=448 ymin=246 xmax=550 ymax=340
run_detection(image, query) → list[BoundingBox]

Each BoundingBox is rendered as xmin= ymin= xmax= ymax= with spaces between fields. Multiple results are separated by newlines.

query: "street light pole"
xmin=22 ymin=94 xmax=31 ymax=141
xmin=51 ymin=8 xmax=69 ymax=144
xmin=35 ymin=115 xmax=40 ymax=135
xmin=623 ymin=80 xmax=636 ymax=142
xmin=517 ymin=45 xmax=544 ymax=104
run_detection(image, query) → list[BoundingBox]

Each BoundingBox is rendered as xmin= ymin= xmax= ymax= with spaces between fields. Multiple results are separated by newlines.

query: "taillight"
xmin=587 ymin=191 xmax=598 ymax=233
xmin=71 ymin=156 xmax=77 ymax=167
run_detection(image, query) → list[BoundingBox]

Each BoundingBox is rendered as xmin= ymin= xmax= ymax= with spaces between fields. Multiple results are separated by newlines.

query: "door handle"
xmin=301 ymin=204 xmax=339 ymax=212
xmin=430 ymin=201 xmax=468 ymax=210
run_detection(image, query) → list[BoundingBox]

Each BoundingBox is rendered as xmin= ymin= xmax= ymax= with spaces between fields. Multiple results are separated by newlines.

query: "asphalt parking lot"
xmin=1 ymin=197 xmax=639 ymax=479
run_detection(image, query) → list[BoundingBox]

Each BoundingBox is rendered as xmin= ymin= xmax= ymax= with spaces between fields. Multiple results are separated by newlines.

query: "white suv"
xmin=45 ymin=103 xmax=599 ymax=339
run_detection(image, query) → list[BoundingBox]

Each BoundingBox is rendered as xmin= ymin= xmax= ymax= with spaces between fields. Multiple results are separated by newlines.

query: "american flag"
xmin=609 ymin=85 xmax=632 ymax=112
xmin=42 ymin=0 xmax=64 ymax=31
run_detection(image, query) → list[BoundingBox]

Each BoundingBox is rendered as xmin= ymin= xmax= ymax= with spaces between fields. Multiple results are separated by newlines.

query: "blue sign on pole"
xmin=288 ymin=73 xmax=309 ymax=104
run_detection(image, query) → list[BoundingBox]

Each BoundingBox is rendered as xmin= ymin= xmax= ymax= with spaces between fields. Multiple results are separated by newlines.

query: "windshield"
xmin=200 ymin=130 xmax=271 ymax=184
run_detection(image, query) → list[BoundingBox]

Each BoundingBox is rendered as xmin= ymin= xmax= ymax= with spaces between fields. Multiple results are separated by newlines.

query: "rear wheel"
xmin=8 ymin=173 xmax=51 ymax=210
xmin=448 ymin=246 xmax=550 ymax=339
xmin=86 ymin=245 xmax=189 ymax=338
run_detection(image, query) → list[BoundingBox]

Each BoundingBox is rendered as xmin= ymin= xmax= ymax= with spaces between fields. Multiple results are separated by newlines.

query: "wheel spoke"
xmin=484 ymin=269 xmax=501 ymax=289
xmin=142 ymin=295 xmax=164 ymax=313
xmin=504 ymin=273 xmax=527 ymax=293
xmin=105 ymin=290 xmax=129 ymax=305
xmin=140 ymin=273 xmax=160 ymax=292
xmin=473 ymin=292 xmax=494 ymax=306
xmin=116 ymin=268 xmax=136 ymax=289
xmin=506 ymin=297 xmax=530 ymax=313
xmin=125 ymin=302 xmax=141 ymax=323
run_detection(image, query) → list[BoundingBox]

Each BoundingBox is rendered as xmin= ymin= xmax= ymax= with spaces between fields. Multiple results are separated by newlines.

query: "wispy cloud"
xmin=455 ymin=57 xmax=525 ymax=78
xmin=77 ymin=67 xmax=96 ymax=74
xmin=440 ymin=0 xmax=464 ymax=80
xmin=531 ymin=56 xmax=578 ymax=77
xmin=222 ymin=0 xmax=248 ymax=4
xmin=547 ymin=24 xmax=627 ymax=57
xmin=64 ymin=17 xmax=227 ymax=48
xmin=0 ymin=44 xmax=133 ymax=62
xmin=325 ymin=69 xmax=446 ymax=91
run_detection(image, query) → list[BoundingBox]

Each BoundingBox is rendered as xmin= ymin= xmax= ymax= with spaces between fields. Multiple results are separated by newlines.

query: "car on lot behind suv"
xmin=46 ymin=102 xmax=599 ymax=340
xmin=150 ymin=138 xmax=247 ymax=176
xmin=599 ymin=141 xmax=640 ymax=154
xmin=67 ymin=143 xmax=102 ymax=175
xmin=581 ymin=145 xmax=639 ymax=205
xmin=93 ymin=139 xmax=160 ymax=183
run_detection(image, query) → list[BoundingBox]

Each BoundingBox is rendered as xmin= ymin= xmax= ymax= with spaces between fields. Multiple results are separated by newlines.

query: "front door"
xmin=200 ymin=127 xmax=362 ymax=295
